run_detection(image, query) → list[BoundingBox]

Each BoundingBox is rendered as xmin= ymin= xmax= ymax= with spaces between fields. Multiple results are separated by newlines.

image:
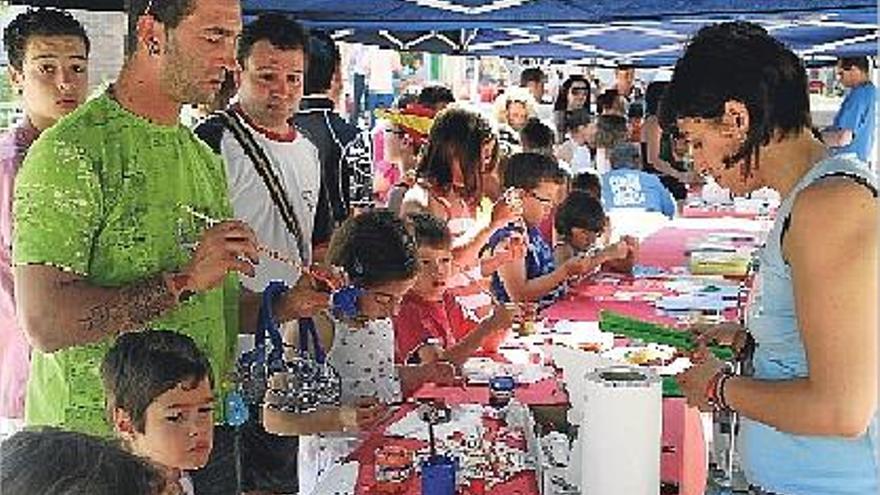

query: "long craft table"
xmin=548 ymin=217 xmax=768 ymax=493
xmin=344 ymin=216 xmax=771 ymax=494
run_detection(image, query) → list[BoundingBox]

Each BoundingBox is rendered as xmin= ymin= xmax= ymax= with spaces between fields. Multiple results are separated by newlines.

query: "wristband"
xmin=717 ymin=373 xmax=733 ymax=411
xmin=706 ymin=365 xmax=734 ymax=412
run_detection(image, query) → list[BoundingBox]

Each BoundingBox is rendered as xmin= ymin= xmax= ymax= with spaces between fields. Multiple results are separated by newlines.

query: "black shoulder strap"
xmin=193 ymin=115 xmax=227 ymax=154
xmin=216 ymin=110 xmax=309 ymax=265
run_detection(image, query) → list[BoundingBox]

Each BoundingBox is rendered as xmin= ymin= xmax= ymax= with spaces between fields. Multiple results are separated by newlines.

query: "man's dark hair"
xmin=839 ymin=56 xmax=869 ymax=73
xmin=660 ymin=21 xmax=811 ymax=174
xmin=418 ymin=85 xmax=455 ymax=110
xmin=565 ymin=108 xmax=592 ymax=131
xmin=0 ymin=427 xmax=168 ymax=495
xmin=596 ymin=89 xmax=621 ymax=114
xmin=594 ymin=114 xmax=628 ymax=149
xmin=644 ymin=81 xmax=669 ymax=117
xmin=238 ymin=14 xmax=309 ymax=69
xmin=407 ymin=213 xmax=451 ymax=249
xmin=418 ymin=108 xmax=496 ymax=197
xmin=125 ymin=0 xmax=195 ymax=57
xmin=503 ymin=152 xmax=566 ymax=190
xmin=327 ymin=209 xmax=418 ymax=287
xmin=394 ymin=91 xmax=419 ymax=110
xmin=615 ymin=64 xmax=635 ymax=73
xmin=572 ymin=172 xmax=601 ymax=199
xmin=609 ymin=142 xmax=642 ymax=169
xmin=101 ymin=330 xmax=213 ymax=433
xmin=555 ymin=190 xmax=606 ymax=238
xmin=3 ymin=8 xmax=90 ymax=70
xmin=304 ymin=30 xmax=339 ymax=95
xmin=520 ymin=67 xmax=545 ymax=86
xmin=627 ymin=102 xmax=644 ymax=119
xmin=520 ymin=118 xmax=555 ymax=153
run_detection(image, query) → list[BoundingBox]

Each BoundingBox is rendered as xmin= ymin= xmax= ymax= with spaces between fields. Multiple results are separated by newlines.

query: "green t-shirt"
xmin=14 ymin=93 xmax=240 ymax=436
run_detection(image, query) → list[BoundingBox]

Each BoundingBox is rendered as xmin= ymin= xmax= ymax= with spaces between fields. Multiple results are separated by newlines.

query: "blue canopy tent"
xmin=240 ymin=0 xmax=878 ymax=66
xmin=9 ymin=1 xmax=877 ymax=65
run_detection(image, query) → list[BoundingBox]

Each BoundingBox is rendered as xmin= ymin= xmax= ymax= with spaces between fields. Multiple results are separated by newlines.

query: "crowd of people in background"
xmin=0 ymin=2 xmax=876 ymax=495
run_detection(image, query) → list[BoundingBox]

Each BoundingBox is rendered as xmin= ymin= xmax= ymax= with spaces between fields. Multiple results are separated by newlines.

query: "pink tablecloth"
xmin=357 ymin=225 xmax=756 ymax=495
xmin=544 ymin=226 xmax=750 ymax=326
xmin=538 ymin=225 xmax=754 ymax=494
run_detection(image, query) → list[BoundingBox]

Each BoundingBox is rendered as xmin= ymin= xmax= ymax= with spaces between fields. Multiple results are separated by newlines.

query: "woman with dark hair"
xmin=670 ymin=22 xmax=877 ymax=495
xmin=401 ymin=108 xmax=519 ymax=278
xmin=553 ymin=75 xmax=591 ymax=141
xmin=640 ymin=81 xmax=690 ymax=200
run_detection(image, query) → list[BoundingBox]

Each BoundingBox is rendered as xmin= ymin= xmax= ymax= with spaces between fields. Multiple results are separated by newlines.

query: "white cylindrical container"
xmin=580 ymin=365 xmax=662 ymax=495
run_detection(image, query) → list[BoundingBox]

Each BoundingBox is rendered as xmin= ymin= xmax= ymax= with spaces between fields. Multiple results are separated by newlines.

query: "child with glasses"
xmin=484 ymin=153 xmax=600 ymax=307
xmin=262 ymin=210 xmax=455 ymax=495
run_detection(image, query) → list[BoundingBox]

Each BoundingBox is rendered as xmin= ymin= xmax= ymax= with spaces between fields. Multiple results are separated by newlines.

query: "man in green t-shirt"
xmin=12 ymin=0 xmax=328 ymax=445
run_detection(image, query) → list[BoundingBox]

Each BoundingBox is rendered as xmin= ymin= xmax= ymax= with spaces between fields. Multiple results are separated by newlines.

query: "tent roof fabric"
xmin=9 ymin=0 xmax=878 ymax=65
xmin=242 ymin=0 xmax=875 ymax=23
xmin=241 ymin=0 xmax=876 ymax=65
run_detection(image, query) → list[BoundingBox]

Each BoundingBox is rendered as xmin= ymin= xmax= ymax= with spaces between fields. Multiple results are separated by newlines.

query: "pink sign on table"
xmin=544 ymin=226 xmax=752 ymax=325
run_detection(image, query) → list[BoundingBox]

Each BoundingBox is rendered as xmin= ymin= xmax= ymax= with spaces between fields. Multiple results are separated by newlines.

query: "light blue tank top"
xmin=741 ymin=155 xmax=878 ymax=494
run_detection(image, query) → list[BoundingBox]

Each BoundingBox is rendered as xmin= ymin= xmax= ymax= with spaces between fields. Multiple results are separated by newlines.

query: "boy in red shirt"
xmin=394 ymin=213 xmax=520 ymax=365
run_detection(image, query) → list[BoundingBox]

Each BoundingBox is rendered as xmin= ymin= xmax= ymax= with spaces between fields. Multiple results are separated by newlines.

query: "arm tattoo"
xmin=76 ymin=274 xmax=177 ymax=335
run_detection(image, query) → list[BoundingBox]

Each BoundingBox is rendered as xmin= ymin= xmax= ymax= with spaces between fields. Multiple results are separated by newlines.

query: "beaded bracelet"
xmin=706 ymin=365 xmax=735 ymax=412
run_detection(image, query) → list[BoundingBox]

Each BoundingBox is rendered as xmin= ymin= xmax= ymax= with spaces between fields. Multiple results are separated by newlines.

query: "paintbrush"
xmin=181 ymin=205 xmax=304 ymax=271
